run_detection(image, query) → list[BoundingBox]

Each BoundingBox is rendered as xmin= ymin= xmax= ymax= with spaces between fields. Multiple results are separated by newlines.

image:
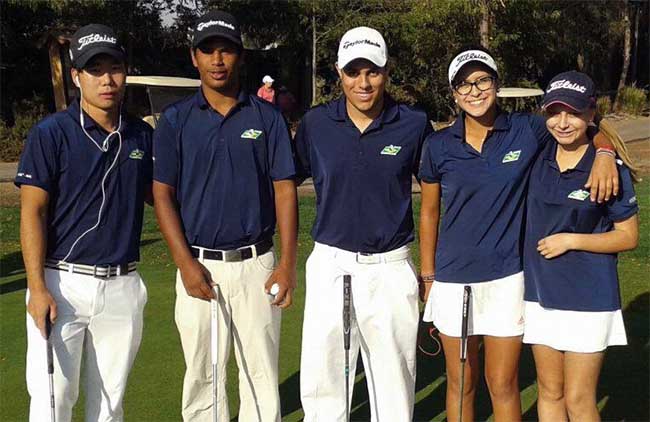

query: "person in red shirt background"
xmin=257 ymin=75 xmax=275 ymax=104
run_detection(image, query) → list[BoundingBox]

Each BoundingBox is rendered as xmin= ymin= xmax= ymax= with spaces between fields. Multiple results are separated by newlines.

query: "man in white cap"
xmin=257 ymin=75 xmax=276 ymax=104
xmin=294 ymin=26 xmax=432 ymax=422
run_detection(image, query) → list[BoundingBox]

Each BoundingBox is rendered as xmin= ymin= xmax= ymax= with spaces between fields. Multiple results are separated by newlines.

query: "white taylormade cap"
xmin=448 ymin=49 xmax=498 ymax=84
xmin=262 ymin=75 xmax=274 ymax=83
xmin=337 ymin=26 xmax=387 ymax=69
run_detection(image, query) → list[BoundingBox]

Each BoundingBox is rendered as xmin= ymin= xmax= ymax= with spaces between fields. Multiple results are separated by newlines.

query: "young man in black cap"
xmin=17 ymin=24 xmax=153 ymax=421
xmin=153 ymin=10 xmax=297 ymax=422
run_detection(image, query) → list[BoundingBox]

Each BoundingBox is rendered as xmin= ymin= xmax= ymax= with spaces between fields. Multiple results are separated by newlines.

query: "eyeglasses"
xmin=453 ymin=76 xmax=496 ymax=95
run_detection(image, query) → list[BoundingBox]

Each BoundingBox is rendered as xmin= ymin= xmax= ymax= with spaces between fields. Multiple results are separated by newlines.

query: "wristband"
xmin=596 ymin=148 xmax=616 ymax=158
xmin=596 ymin=145 xmax=615 ymax=153
xmin=419 ymin=274 xmax=435 ymax=283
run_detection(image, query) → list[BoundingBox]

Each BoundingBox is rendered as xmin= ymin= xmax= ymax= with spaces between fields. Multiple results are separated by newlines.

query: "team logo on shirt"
xmin=129 ymin=149 xmax=145 ymax=160
xmin=502 ymin=150 xmax=521 ymax=163
xmin=380 ymin=145 xmax=402 ymax=156
xmin=241 ymin=129 xmax=263 ymax=139
xmin=567 ymin=189 xmax=590 ymax=201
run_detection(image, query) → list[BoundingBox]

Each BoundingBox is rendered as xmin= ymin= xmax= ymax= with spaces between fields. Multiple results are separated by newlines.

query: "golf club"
xmin=458 ymin=285 xmax=471 ymax=422
xmin=342 ymin=274 xmax=352 ymax=422
xmin=45 ymin=312 xmax=55 ymax=422
xmin=211 ymin=286 xmax=219 ymax=422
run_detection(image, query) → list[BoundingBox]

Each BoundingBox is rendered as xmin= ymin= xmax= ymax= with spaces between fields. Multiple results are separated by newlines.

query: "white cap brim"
xmin=337 ymin=26 xmax=387 ymax=70
xmin=448 ymin=50 xmax=498 ymax=84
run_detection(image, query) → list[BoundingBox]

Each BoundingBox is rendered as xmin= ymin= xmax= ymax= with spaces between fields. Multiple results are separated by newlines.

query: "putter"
xmin=45 ymin=313 xmax=55 ymax=422
xmin=210 ymin=286 xmax=219 ymax=422
xmin=342 ymin=275 xmax=352 ymax=422
xmin=458 ymin=286 xmax=472 ymax=422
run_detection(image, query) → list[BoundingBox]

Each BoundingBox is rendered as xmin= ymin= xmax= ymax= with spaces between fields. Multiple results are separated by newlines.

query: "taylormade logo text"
xmin=77 ymin=34 xmax=116 ymax=50
xmin=547 ymin=80 xmax=587 ymax=94
xmin=343 ymin=39 xmax=381 ymax=49
xmin=198 ymin=20 xmax=235 ymax=31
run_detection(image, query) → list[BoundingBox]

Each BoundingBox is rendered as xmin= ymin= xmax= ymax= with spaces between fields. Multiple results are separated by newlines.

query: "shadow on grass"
xmin=0 ymin=277 xmax=26 ymax=294
xmin=0 ymin=250 xmax=24 ymax=278
xmin=599 ymin=292 xmax=649 ymax=421
xmin=140 ymin=238 xmax=162 ymax=248
xmin=279 ymin=371 xmax=301 ymax=417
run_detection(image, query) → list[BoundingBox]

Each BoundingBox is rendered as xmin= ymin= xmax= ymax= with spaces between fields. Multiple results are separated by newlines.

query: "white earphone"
xmin=60 ymin=72 xmax=124 ymax=263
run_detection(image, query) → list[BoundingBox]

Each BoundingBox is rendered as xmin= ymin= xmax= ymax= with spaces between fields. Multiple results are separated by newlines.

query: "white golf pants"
xmin=175 ymin=250 xmax=281 ymax=422
xmin=300 ymin=243 xmax=419 ymax=422
xmin=26 ymin=268 xmax=147 ymax=422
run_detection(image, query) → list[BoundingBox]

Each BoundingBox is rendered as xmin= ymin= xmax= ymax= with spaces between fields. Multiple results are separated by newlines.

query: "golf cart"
xmin=126 ymin=76 xmax=200 ymax=128
xmin=497 ymin=87 xmax=544 ymax=111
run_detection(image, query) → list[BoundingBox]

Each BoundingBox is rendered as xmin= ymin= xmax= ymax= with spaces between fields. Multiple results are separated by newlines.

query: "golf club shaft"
xmin=211 ymin=287 xmax=219 ymax=422
xmin=459 ymin=286 xmax=471 ymax=422
xmin=45 ymin=312 xmax=55 ymax=422
xmin=343 ymin=275 xmax=351 ymax=422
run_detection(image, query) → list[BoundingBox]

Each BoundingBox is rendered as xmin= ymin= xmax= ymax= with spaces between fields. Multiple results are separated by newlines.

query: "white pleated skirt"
xmin=422 ymin=271 xmax=525 ymax=337
xmin=523 ymin=300 xmax=627 ymax=353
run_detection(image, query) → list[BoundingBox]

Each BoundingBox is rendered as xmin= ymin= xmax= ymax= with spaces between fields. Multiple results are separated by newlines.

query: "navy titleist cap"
xmin=191 ymin=10 xmax=242 ymax=48
xmin=69 ymin=24 xmax=125 ymax=69
xmin=542 ymin=71 xmax=596 ymax=112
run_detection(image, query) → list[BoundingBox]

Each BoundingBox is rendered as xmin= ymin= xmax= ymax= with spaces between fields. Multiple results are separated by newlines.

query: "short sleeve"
xmin=266 ymin=110 xmax=295 ymax=180
xmin=607 ymin=164 xmax=639 ymax=222
xmin=152 ymin=113 xmax=179 ymax=187
xmin=15 ymin=125 xmax=58 ymax=192
xmin=528 ymin=113 xmax=554 ymax=149
xmin=293 ymin=116 xmax=312 ymax=179
xmin=413 ymin=117 xmax=434 ymax=178
xmin=418 ymin=132 xmax=441 ymax=183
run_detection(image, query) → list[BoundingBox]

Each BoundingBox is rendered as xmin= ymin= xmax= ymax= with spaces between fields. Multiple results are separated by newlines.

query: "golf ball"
xmin=270 ymin=284 xmax=280 ymax=296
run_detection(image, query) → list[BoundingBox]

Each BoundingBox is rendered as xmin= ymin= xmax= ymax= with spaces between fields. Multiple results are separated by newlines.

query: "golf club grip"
xmin=45 ymin=314 xmax=54 ymax=374
xmin=343 ymin=275 xmax=351 ymax=350
xmin=210 ymin=298 xmax=218 ymax=365
xmin=460 ymin=286 xmax=471 ymax=361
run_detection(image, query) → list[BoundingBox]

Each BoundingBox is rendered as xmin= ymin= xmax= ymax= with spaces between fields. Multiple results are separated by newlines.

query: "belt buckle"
xmin=103 ymin=264 xmax=112 ymax=278
xmin=356 ymin=252 xmax=380 ymax=264
xmin=222 ymin=249 xmax=243 ymax=262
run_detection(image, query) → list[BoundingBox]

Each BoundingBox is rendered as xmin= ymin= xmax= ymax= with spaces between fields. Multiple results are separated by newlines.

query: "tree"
xmin=615 ymin=0 xmax=632 ymax=110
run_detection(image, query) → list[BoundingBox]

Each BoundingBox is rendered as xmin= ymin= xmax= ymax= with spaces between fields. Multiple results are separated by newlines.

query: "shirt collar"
xmin=66 ymin=98 xmax=127 ymax=133
xmin=195 ymin=88 xmax=249 ymax=111
xmin=543 ymin=140 xmax=595 ymax=173
xmin=327 ymin=94 xmax=400 ymax=126
xmin=449 ymin=109 xmax=511 ymax=139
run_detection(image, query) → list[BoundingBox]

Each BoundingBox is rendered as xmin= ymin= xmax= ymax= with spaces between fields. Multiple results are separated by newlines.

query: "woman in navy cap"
xmin=418 ymin=47 xmax=620 ymax=421
xmin=523 ymin=71 xmax=639 ymax=421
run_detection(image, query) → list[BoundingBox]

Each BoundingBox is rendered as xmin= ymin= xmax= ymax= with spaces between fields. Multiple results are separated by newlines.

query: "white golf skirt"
xmin=523 ymin=301 xmax=627 ymax=353
xmin=422 ymin=271 xmax=525 ymax=337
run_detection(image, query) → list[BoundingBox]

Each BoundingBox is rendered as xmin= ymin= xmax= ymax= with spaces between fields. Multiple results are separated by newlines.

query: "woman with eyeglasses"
xmin=523 ymin=71 xmax=639 ymax=422
xmin=417 ymin=46 xmax=619 ymax=421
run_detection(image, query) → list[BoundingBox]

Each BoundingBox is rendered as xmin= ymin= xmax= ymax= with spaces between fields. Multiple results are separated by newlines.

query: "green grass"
xmin=1 ymin=183 xmax=648 ymax=421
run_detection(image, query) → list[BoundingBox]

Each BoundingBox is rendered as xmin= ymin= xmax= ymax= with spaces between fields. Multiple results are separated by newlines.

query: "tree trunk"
xmin=311 ymin=3 xmax=317 ymax=106
xmin=614 ymin=0 xmax=631 ymax=111
xmin=630 ymin=2 xmax=640 ymax=83
xmin=479 ymin=0 xmax=489 ymax=48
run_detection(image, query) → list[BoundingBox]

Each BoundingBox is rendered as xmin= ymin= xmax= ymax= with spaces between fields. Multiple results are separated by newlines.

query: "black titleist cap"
xmin=69 ymin=24 xmax=125 ymax=69
xmin=542 ymin=71 xmax=596 ymax=112
xmin=191 ymin=10 xmax=242 ymax=49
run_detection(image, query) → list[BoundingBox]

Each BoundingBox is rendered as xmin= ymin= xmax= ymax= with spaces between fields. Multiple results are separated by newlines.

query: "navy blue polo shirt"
xmin=153 ymin=90 xmax=295 ymax=250
xmin=294 ymin=96 xmax=431 ymax=253
xmin=524 ymin=141 xmax=638 ymax=311
xmin=419 ymin=111 xmax=553 ymax=283
xmin=15 ymin=99 xmax=153 ymax=265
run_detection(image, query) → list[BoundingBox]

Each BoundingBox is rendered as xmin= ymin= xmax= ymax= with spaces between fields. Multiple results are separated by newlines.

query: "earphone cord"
xmin=59 ymin=83 xmax=123 ymax=264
